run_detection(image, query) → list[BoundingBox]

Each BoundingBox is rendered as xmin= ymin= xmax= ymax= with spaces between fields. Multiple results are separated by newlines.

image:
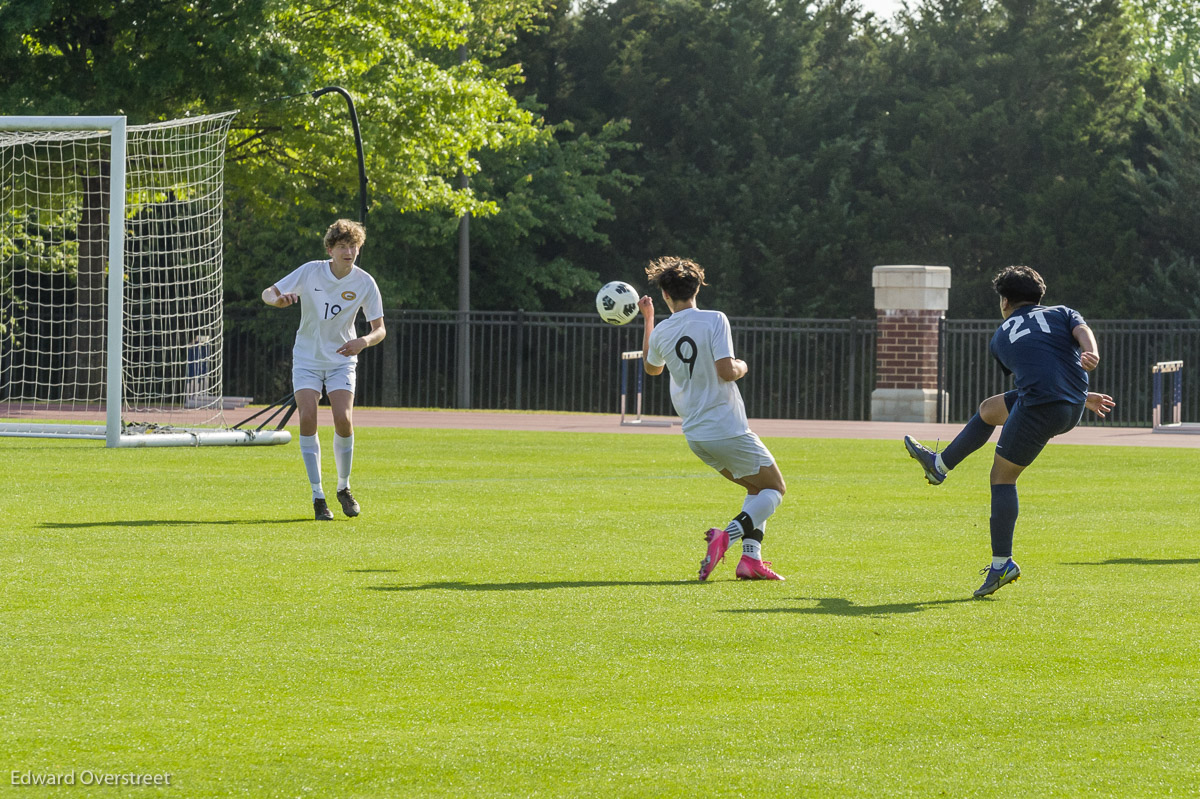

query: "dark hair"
xmin=644 ymin=256 xmax=707 ymax=301
xmin=992 ymin=265 xmax=1046 ymax=305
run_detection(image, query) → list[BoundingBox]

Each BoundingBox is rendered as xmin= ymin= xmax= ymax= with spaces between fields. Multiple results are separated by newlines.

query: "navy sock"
xmin=989 ymin=484 xmax=1019 ymax=559
xmin=942 ymin=413 xmax=996 ymax=470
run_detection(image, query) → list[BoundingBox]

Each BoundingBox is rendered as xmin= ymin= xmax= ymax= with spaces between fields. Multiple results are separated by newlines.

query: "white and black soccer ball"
xmin=595 ymin=280 xmax=640 ymax=325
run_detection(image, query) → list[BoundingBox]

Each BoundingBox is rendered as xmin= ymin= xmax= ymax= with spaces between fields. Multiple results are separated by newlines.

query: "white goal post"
xmin=0 ymin=113 xmax=288 ymax=447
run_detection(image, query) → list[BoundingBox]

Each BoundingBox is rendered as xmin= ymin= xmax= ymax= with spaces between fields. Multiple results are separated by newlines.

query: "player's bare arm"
xmin=336 ymin=317 xmax=386 ymax=357
xmin=1085 ymin=392 xmax=1116 ymax=418
xmin=638 ymin=296 xmax=664 ymax=376
xmin=262 ymin=285 xmax=299 ymax=307
xmin=1073 ymin=324 xmax=1099 ymax=371
xmin=715 ymin=357 xmax=747 ymax=382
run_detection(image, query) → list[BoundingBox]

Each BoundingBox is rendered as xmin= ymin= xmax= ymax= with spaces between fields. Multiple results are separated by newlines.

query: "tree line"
xmin=3 ymin=0 xmax=1198 ymax=320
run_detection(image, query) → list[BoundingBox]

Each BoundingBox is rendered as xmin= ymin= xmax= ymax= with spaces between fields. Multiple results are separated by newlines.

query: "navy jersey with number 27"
xmin=989 ymin=304 xmax=1088 ymax=406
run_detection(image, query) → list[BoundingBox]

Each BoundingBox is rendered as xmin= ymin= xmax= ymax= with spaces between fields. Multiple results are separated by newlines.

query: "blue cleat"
xmin=904 ymin=435 xmax=946 ymax=485
xmin=973 ymin=559 xmax=1021 ymax=597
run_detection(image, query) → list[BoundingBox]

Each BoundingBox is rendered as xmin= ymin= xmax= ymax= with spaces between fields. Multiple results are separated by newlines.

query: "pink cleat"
xmin=735 ymin=556 xmax=785 ymax=581
xmin=698 ymin=528 xmax=729 ymax=581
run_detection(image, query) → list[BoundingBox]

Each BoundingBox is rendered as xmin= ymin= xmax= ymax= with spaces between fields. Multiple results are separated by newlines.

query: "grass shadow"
xmin=365 ymin=579 xmax=696 ymax=592
xmin=721 ymin=596 xmax=978 ymax=617
xmin=1062 ymin=557 xmax=1200 ymax=566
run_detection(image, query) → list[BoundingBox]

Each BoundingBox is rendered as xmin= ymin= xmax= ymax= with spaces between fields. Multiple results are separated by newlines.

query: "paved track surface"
xmin=252 ymin=408 xmax=1200 ymax=448
xmin=5 ymin=404 xmax=1197 ymax=447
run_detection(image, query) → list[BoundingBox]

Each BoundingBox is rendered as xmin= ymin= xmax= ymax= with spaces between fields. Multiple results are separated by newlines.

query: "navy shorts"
xmin=995 ymin=394 xmax=1085 ymax=467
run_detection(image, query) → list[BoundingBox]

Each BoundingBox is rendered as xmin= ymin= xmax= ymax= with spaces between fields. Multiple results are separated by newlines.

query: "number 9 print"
xmin=675 ymin=336 xmax=697 ymax=377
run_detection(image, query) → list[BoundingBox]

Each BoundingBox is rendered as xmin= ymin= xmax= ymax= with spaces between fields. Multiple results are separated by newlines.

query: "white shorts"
xmin=292 ymin=363 xmax=357 ymax=396
xmin=687 ymin=432 xmax=775 ymax=480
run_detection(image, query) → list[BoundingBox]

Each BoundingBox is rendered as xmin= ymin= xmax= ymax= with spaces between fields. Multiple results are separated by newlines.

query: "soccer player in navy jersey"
xmin=903 ymin=266 xmax=1115 ymax=597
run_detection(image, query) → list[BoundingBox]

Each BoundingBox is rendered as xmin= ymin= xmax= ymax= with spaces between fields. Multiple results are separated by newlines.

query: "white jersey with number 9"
xmin=645 ymin=307 xmax=750 ymax=441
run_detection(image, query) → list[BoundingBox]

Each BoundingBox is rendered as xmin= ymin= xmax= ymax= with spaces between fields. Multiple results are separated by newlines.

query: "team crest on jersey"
xmin=341 ymin=290 xmax=357 ymax=301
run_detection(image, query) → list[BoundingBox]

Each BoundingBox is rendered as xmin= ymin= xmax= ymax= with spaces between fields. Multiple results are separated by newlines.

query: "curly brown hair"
xmin=992 ymin=265 xmax=1046 ymax=305
xmin=323 ymin=218 xmax=366 ymax=250
xmin=645 ymin=256 xmax=708 ymax=301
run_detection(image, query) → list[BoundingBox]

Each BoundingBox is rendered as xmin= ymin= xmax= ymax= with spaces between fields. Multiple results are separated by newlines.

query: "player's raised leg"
xmin=696 ymin=437 xmax=786 ymax=581
xmin=698 ymin=527 xmax=730 ymax=582
xmin=903 ymin=436 xmax=947 ymax=485
xmin=728 ymin=462 xmax=786 ymax=581
xmin=904 ymin=392 xmax=1014 ymax=485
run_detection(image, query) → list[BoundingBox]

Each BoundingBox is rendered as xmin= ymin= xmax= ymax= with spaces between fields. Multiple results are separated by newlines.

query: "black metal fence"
xmin=225 ymin=309 xmax=877 ymax=420
xmin=941 ymin=319 xmax=1200 ymax=427
xmin=224 ymin=309 xmax=1199 ymax=427
xmin=632 ymin=316 xmax=878 ymax=420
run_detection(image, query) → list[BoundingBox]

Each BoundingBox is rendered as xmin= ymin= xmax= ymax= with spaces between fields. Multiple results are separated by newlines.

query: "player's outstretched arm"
xmin=1085 ymin=392 xmax=1116 ymax=418
xmin=1074 ymin=324 xmax=1099 ymax=371
xmin=262 ymin=285 xmax=299 ymax=308
xmin=336 ymin=317 xmax=386 ymax=357
xmin=638 ymin=296 xmax=663 ymax=376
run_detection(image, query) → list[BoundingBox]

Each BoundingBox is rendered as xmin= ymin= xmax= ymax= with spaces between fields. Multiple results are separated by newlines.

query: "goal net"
xmin=0 ymin=113 xmax=288 ymax=447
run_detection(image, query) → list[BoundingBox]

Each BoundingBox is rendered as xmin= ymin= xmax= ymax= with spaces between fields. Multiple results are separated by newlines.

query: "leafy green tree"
xmin=1125 ymin=82 xmax=1200 ymax=317
xmin=858 ymin=0 xmax=1148 ymax=317
xmin=0 ymin=0 xmax=285 ymax=116
xmin=2 ymin=0 xmax=633 ymax=314
xmin=541 ymin=0 xmax=887 ymax=316
xmin=215 ymin=0 xmax=551 ymax=305
xmin=375 ymin=117 xmax=638 ymax=311
xmin=7 ymin=0 xmax=1200 ymax=324
xmin=362 ymin=1 xmax=641 ymax=312
xmin=1123 ymin=0 xmax=1200 ymax=85
xmin=0 ymin=0 xmax=544 ymax=214
xmin=533 ymin=0 xmax=1197 ymax=320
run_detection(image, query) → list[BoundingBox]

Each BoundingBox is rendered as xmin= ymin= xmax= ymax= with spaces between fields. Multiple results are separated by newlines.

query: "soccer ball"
xmin=596 ymin=281 xmax=640 ymax=325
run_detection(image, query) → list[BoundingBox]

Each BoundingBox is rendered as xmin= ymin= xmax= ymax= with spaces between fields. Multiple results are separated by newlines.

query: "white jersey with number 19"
xmin=645 ymin=307 xmax=750 ymax=441
xmin=273 ymin=260 xmax=384 ymax=370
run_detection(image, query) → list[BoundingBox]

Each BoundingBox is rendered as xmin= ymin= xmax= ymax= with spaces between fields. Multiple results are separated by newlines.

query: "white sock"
xmin=935 ymin=453 xmax=949 ymax=474
xmin=742 ymin=489 xmax=783 ymax=531
xmin=742 ymin=538 xmax=762 ymax=560
xmin=992 ymin=556 xmax=1010 ymax=569
xmin=333 ymin=433 xmax=354 ymax=491
xmin=300 ymin=434 xmax=324 ymax=499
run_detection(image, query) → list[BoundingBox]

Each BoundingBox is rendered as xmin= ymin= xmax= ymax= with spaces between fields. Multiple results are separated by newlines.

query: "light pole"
xmin=311 ymin=86 xmax=398 ymax=404
xmin=455 ymin=42 xmax=472 ymax=409
xmin=311 ymin=86 xmax=369 ymax=229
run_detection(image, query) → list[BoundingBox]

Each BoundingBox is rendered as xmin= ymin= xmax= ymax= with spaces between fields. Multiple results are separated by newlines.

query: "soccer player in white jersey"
xmin=262 ymin=219 xmax=386 ymax=520
xmin=638 ymin=256 xmax=786 ymax=581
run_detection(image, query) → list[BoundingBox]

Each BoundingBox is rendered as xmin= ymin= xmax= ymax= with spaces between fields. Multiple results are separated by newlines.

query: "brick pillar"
xmin=871 ymin=265 xmax=951 ymax=422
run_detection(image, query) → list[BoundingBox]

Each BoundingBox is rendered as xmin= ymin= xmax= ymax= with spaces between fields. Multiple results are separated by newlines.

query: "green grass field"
xmin=3 ymin=426 xmax=1197 ymax=797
